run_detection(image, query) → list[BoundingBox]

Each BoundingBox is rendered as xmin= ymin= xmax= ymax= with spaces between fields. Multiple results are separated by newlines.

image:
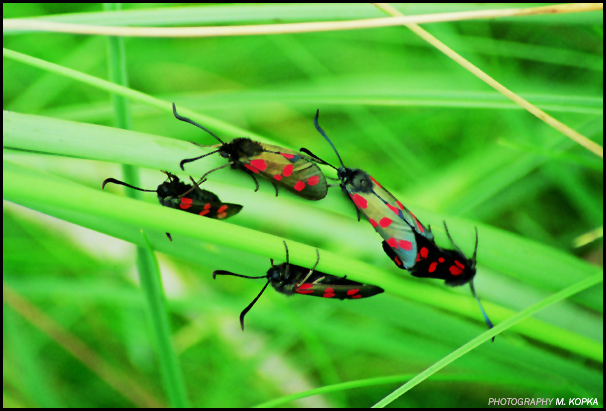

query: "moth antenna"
xmin=299 ymin=148 xmax=338 ymax=171
xmin=240 ymin=279 xmax=271 ymax=331
xmin=470 ymin=280 xmax=495 ymax=342
xmin=102 ymin=178 xmax=156 ymax=192
xmin=471 ymin=227 xmax=479 ymax=268
xmin=443 ymin=222 xmax=466 ymax=256
xmin=212 ymin=270 xmax=266 ymax=280
xmin=179 ymin=149 xmax=221 ymax=170
xmin=283 ymin=241 xmax=289 ymax=264
xmin=314 ymin=109 xmax=346 ymax=168
xmin=283 ymin=241 xmax=290 ymax=278
xmin=160 ymin=171 xmax=176 ymax=182
xmin=172 ymin=102 xmax=224 ymax=144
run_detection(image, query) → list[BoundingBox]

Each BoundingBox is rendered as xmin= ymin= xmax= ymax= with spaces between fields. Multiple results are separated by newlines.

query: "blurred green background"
xmin=3 ymin=3 xmax=603 ymax=408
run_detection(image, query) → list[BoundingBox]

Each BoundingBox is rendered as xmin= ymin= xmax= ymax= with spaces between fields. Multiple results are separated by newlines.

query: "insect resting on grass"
xmin=213 ymin=241 xmax=384 ymax=330
xmin=174 ymin=103 xmax=328 ymax=200
xmin=301 ymin=110 xmax=494 ymax=339
xmin=102 ymin=172 xmax=242 ymax=241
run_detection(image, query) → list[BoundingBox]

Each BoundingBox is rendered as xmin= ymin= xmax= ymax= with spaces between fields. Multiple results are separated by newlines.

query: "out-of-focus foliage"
xmin=3 ymin=3 xmax=602 ymax=408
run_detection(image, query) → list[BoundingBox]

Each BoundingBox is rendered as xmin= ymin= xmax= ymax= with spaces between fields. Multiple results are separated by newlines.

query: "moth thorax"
xmin=344 ymin=168 xmax=373 ymax=193
xmin=231 ymin=137 xmax=265 ymax=157
xmin=266 ymin=264 xmax=297 ymax=296
xmin=156 ymin=180 xmax=188 ymax=199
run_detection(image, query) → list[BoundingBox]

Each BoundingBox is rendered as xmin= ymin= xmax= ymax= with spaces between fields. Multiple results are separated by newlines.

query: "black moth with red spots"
xmin=102 ymin=172 xmax=243 ymax=240
xmin=174 ymin=103 xmax=328 ymax=201
xmin=303 ymin=110 xmax=494 ymax=338
xmin=213 ymin=241 xmax=384 ymax=330
xmin=383 ymin=222 xmax=477 ymax=286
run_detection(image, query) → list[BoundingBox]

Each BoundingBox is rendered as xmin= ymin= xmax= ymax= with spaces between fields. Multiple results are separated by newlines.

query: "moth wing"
xmin=371 ymin=182 xmax=433 ymax=240
xmin=347 ymin=183 xmax=421 ymax=269
xmin=242 ymin=145 xmax=328 ymax=201
xmin=164 ymin=197 xmax=243 ymax=219
xmin=295 ymin=273 xmax=384 ymax=300
xmin=330 ymin=284 xmax=384 ymax=299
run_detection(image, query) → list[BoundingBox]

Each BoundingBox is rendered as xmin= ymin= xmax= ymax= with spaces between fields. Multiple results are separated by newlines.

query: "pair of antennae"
xmin=443 ymin=222 xmax=479 ymax=269
xmin=172 ymin=103 xmax=227 ymax=171
xmin=102 ymin=171 xmax=176 ymax=193
xmin=213 ymin=241 xmax=292 ymax=331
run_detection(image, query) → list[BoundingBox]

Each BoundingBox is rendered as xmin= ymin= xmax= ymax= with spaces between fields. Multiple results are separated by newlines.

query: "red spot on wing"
xmin=379 ymin=217 xmax=392 ymax=228
xmin=387 ymin=237 xmax=412 ymax=251
xmin=218 ymin=212 xmax=227 ymax=219
xmin=323 ymin=288 xmax=335 ymax=298
xmin=347 ymin=289 xmax=360 ymax=296
xmin=274 ymin=175 xmax=282 ymax=181
xmin=217 ymin=205 xmax=228 ymax=213
xmin=395 ymin=256 xmax=403 ymax=266
xmin=351 ymin=294 xmax=362 ymax=299
xmin=409 ymin=211 xmax=424 ymax=233
xmin=295 ymin=283 xmax=314 ymax=294
xmin=199 ymin=209 xmax=210 ymax=216
xmin=294 ymin=181 xmax=305 ymax=191
xmin=398 ymin=240 xmax=413 ymax=250
xmin=352 ymin=194 xmax=367 ymax=209
xmin=396 ymin=200 xmax=404 ymax=210
xmin=281 ymin=153 xmax=295 ymax=159
xmin=283 ymin=164 xmax=294 ymax=177
xmin=307 ymin=175 xmax=320 ymax=186
xmin=387 ymin=204 xmax=400 ymax=215
xmin=180 ymin=198 xmax=193 ymax=210
xmin=244 ymin=164 xmax=260 ymax=173
xmin=369 ymin=219 xmax=378 ymax=227
xmin=428 ymin=262 xmax=437 ymax=273
xmin=450 ymin=261 xmax=465 ymax=275
xmin=438 ymin=257 xmax=445 ymax=263
xmin=449 ymin=265 xmax=463 ymax=276
xmin=369 ymin=176 xmax=382 ymax=188
xmin=249 ymin=159 xmax=267 ymax=171
xmin=419 ymin=247 xmax=429 ymax=259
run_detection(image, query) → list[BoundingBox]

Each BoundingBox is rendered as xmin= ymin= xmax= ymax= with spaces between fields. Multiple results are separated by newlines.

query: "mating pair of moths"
xmin=103 ymin=104 xmax=493 ymax=335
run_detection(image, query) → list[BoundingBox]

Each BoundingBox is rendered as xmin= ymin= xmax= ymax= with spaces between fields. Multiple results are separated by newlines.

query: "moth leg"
xmin=294 ymin=249 xmax=320 ymax=290
xmin=245 ymin=172 xmax=260 ymax=192
xmin=179 ymin=177 xmax=207 ymax=197
xmin=188 ymin=176 xmax=209 ymax=196
xmin=270 ymin=180 xmax=279 ymax=197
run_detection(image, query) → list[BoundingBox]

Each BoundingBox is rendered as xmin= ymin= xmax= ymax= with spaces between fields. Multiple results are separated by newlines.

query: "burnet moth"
xmin=302 ymin=110 xmax=494 ymax=338
xmin=102 ymin=172 xmax=243 ymax=240
xmin=213 ymin=241 xmax=384 ymax=330
xmin=173 ymin=103 xmax=328 ymax=201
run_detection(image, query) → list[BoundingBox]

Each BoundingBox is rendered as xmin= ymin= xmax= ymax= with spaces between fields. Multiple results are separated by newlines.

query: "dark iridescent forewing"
xmin=163 ymin=196 xmax=243 ymax=220
xmin=240 ymin=144 xmax=328 ymax=201
xmin=293 ymin=273 xmax=384 ymax=300
xmin=346 ymin=175 xmax=432 ymax=270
